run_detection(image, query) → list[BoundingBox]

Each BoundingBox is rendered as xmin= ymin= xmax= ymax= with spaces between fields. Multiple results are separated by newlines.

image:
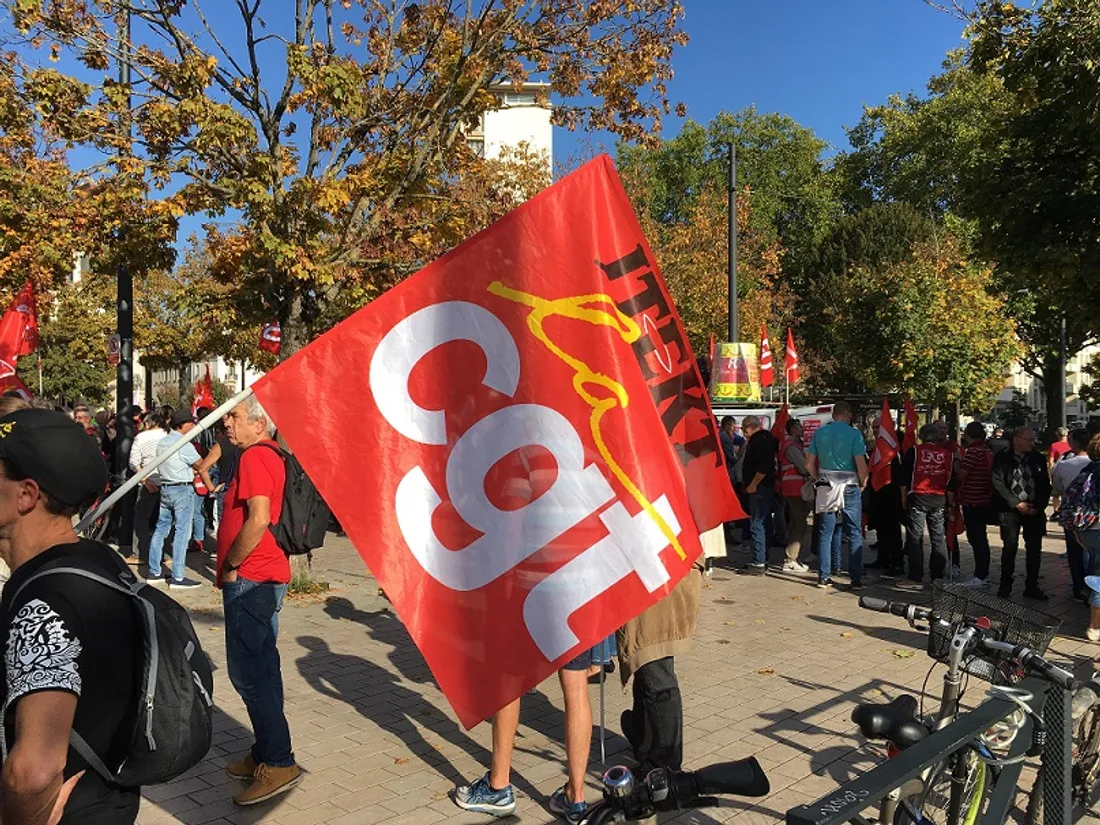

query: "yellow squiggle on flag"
xmin=488 ymin=281 xmax=686 ymax=561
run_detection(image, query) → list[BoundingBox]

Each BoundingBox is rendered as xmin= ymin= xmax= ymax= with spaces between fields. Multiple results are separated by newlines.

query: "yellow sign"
xmin=710 ymin=342 xmax=760 ymax=402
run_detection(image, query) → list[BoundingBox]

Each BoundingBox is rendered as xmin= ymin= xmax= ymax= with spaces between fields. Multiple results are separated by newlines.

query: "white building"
xmin=995 ymin=343 xmax=1100 ymax=426
xmin=467 ymin=82 xmax=552 ymax=176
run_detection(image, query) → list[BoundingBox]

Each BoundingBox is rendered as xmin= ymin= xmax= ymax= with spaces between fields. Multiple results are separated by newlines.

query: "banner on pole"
xmin=710 ymin=342 xmax=761 ymax=402
xmin=252 ymin=155 xmax=740 ymax=727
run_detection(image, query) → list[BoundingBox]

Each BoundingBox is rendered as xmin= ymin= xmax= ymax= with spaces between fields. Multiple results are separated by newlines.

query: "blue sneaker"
xmin=454 ymin=773 xmax=516 ymax=817
xmin=548 ymin=787 xmax=587 ymax=823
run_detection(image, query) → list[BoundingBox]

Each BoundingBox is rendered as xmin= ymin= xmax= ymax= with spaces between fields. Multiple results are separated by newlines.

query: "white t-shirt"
xmin=129 ymin=428 xmax=166 ymax=482
xmin=1052 ymin=454 xmax=1091 ymax=496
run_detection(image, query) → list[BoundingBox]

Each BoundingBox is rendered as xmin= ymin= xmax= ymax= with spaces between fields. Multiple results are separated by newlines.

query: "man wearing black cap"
xmin=0 ymin=409 xmax=142 ymax=824
xmin=146 ymin=409 xmax=213 ymax=590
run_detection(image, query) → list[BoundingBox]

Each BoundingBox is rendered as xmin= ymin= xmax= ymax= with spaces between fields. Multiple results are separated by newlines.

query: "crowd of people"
xmin=719 ymin=403 xmax=1100 ymax=636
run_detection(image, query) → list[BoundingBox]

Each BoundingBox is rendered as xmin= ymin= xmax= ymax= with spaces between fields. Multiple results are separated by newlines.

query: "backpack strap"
xmin=69 ymin=731 xmax=115 ymax=785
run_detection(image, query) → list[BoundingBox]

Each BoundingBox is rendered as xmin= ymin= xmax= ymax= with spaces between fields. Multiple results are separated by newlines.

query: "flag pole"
xmin=76 ymin=387 xmax=254 ymax=534
xmin=37 ymin=355 xmax=42 ymax=396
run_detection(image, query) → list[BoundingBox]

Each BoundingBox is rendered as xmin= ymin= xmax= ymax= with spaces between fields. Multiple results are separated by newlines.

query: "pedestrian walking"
xmin=146 ymin=409 xmax=212 ymax=590
xmin=957 ymin=421 xmax=995 ymax=588
xmin=991 ymin=426 xmax=1050 ymax=601
xmin=805 ymin=402 xmax=869 ymax=590
xmin=217 ymin=397 xmax=300 ymax=806
xmin=128 ymin=411 xmax=167 ymax=565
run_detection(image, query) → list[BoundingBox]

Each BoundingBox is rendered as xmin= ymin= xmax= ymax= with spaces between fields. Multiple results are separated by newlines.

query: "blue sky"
xmin=557 ymin=1 xmax=967 ymax=161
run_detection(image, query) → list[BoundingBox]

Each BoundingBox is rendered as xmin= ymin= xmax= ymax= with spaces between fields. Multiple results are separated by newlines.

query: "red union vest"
xmin=779 ymin=435 xmax=806 ymax=497
xmin=911 ymin=443 xmax=953 ymax=495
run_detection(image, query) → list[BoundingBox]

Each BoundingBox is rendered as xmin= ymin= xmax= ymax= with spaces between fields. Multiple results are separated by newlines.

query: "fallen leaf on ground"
xmin=891 ymin=649 xmax=916 ymax=658
xmin=753 ymin=619 xmax=766 ymax=624
xmin=758 ymin=667 xmax=776 ymax=675
xmin=840 ymin=632 xmax=855 ymax=638
xmin=790 ymin=596 xmax=806 ymax=602
xmin=723 ymin=621 xmax=737 ymax=626
xmin=394 ymin=757 xmax=409 ymax=765
xmin=716 ymin=639 xmax=731 ymax=645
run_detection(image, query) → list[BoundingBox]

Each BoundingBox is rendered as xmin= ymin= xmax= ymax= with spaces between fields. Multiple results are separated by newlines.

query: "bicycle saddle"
xmin=851 ymin=694 xmax=927 ymax=750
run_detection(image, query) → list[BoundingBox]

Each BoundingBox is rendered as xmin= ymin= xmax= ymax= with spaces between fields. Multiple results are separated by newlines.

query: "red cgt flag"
xmin=259 ymin=322 xmax=281 ymax=354
xmin=902 ymin=398 xmax=920 ymax=453
xmin=785 ymin=328 xmax=800 ymax=383
xmin=870 ymin=398 xmax=899 ymax=491
xmin=0 ymin=281 xmax=38 ymax=364
xmin=252 ymin=156 xmax=743 ymax=728
xmin=759 ymin=324 xmax=774 ymax=388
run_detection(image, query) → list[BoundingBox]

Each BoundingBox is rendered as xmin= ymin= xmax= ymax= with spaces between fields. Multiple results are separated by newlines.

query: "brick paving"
xmin=136 ymin=526 xmax=1098 ymax=825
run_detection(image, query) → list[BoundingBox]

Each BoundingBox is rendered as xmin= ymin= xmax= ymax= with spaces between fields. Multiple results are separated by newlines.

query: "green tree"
xmin=9 ymin=0 xmax=688 ymax=355
xmin=19 ymin=274 xmax=116 ymax=406
xmin=618 ymin=108 xmax=837 ymax=289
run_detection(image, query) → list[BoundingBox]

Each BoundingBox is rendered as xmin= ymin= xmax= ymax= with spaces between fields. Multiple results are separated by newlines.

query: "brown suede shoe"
xmin=226 ymin=752 xmax=257 ymax=780
xmin=233 ymin=763 xmax=301 ymax=806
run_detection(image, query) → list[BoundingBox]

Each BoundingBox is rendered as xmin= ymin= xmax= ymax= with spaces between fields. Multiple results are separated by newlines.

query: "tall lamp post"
xmin=727 ymin=142 xmax=738 ymax=344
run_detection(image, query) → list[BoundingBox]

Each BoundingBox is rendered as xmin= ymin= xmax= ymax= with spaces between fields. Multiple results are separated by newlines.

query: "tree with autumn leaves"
xmin=7 ymin=0 xmax=687 ymax=356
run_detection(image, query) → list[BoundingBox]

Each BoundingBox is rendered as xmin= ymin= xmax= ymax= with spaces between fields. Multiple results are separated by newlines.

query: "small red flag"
xmin=902 ymin=398 xmax=920 ymax=453
xmin=760 ymin=324 xmax=774 ymax=388
xmin=191 ymin=366 xmax=215 ymax=416
xmin=870 ymin=398 xmax=899 ymax=491
xmin=260 ymin=322 xmax=282 ymax=354
xmin=0 ymin=282 xmax=38 ymax=364
xmin=785 ymin=328 xmax=800 ymax=383
xmin=707 ymin=333 xmax=716 ymax=368
xmin=771 ymin=403 xmax=790 ymax=437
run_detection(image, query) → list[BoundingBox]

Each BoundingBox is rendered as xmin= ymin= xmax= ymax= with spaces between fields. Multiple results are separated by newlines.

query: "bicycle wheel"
xmin=896 ymin=749 xmax=988 ymax=825
xmin=1026 ymin=693 xmax=1100 ymax=825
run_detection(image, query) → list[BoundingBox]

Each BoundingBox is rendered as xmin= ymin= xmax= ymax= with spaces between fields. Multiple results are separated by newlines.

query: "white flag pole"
xmin=76 ymin=387 xmax=254 ymax=534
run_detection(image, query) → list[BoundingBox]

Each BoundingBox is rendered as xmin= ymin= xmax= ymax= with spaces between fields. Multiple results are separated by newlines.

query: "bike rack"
xmin=785 ymin=677 xmax=1072 ymax=825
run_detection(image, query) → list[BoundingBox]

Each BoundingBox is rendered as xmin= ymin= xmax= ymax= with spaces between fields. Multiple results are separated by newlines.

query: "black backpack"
xmin=252 ymin=442 xmax=332 ymax=556
xmin=8 ymin=550 xmax=213 ymax=787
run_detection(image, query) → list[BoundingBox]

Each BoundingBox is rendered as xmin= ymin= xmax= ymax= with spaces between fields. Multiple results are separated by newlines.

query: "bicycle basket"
xmin=927 ymin=582 xmax=1060 ymax=683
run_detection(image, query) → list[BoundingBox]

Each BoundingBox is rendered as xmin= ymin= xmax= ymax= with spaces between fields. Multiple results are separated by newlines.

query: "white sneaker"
xmin=782 ymin=560 xmax=810 ymax=573
xmin=1087 ymin=627 xmax=1100 ymax=643
xmin=950 ymin=565 xmax=962 ymax=580
xmin=962 ymin=577 xmax=987 ymax=589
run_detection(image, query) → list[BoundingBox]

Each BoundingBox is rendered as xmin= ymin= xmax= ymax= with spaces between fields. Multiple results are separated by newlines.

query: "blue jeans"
xmin=191 ymin=489 xmax=206 ymax=547
xmin=816 ymin=484 xmax=863 ymax=582
xmin=223 ymin=578 xmax=294 ymax=767
xmin=748 ymin=486 xmax=775 ymax=565
xmin=148 ymin=484 xmax=194 ymax=581
xmin=1077 ymin=530 xmax=1100 ymax=607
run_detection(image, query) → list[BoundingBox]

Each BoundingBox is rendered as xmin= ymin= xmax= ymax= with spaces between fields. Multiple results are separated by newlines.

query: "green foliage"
xmin=1001 ymin=389 xmax=1035 ymax=429
xmin=18 ymin=274 xmax=115 ymax=406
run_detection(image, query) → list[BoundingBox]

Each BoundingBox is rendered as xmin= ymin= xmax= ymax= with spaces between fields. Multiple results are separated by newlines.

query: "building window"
xmin=502 ymin=92 xmax=535 ymax=106
xmin=469 ymin=139 xmax=484 ymax=157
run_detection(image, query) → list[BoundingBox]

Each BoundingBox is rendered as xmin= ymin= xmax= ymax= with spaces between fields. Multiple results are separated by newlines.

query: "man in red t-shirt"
xmin=957 ymin=422 xmax=995 ymax=587
xmin=217 ymin=396 xmax=299 ymax=806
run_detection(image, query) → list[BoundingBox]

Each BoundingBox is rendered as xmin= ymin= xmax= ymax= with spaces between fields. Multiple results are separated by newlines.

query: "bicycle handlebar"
xmin=858 ymin=595 xmax=1079 ymax=690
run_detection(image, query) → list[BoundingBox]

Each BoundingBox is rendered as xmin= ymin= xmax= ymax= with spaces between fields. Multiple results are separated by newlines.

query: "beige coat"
xmin=615 ymin=563 xmax=702 ymax=685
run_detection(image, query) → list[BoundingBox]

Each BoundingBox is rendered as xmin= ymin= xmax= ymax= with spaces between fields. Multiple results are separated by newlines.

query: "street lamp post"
xmin=727 ymin=142 xmax=738 ymax=344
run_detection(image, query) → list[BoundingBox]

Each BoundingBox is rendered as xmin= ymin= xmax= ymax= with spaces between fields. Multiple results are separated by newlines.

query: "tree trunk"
xmin=1042 ymin=353 xmax=1065 ymax=441
xmin=177 ymin=362 xmax=189 ymax=403
xmin=279 ymin=291 xmax=308 ymax=361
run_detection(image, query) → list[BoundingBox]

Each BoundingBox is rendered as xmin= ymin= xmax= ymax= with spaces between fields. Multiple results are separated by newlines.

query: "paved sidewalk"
xmin=136 ymin=528 xmax=1097 ymax=825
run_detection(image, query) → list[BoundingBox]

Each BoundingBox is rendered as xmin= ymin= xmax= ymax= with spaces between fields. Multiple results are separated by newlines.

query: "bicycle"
xmin=584 ymin=756 xmax=770 ymax=823
xmin=853 ymin=583 xmax=1064 ymax=825
xmin=1024 ymin=677 xmax=1100 ymax=825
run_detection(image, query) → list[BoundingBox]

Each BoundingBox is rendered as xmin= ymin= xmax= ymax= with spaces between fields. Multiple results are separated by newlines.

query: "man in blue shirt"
xmin=147 ymin=408 xmax=214 ymax=589
xmin=805 ymin=402 xmax=869 ymax=590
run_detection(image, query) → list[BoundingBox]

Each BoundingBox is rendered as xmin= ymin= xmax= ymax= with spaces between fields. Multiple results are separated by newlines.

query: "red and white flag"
xmin=785 ymin=328 xmax=800 ymax=383
xmin=191 ymin=366 xmax=215 ymax=416
xmin=252 ymin=156 xmax=744 ymax=727
xmin=259 ymin=322 xmax=281 ymax=355
xmin=869 ymin=398 xmax=899 ymax=491
xmin=0 ymin=281 xmax=38 ymax=364
xmin=902 ymin=398 xmax=920 ymax=453
xmin=759 ymin=325 xmax=774 ymax=388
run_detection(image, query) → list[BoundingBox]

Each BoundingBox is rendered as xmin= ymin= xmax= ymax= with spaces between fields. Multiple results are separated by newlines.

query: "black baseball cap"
xmin=0 ymin=409 xmax=108 ymax=508
xmin=169 ymin=408 xmax=194 ymax=429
